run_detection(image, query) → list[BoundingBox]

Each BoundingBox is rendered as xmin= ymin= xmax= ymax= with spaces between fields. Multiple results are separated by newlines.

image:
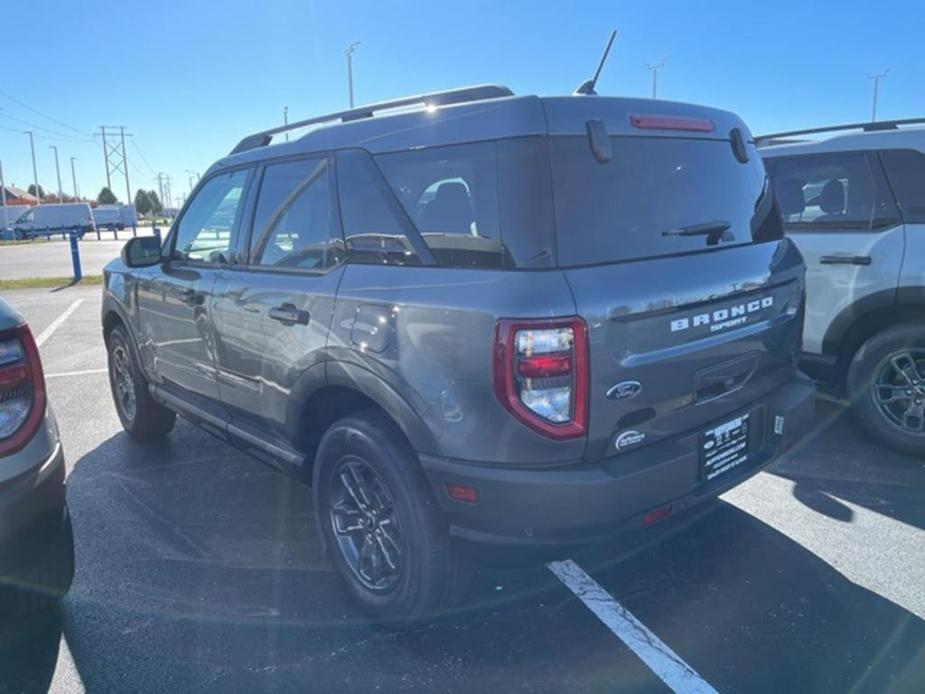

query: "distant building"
xmin=0 ymin=185 xmax=39 ymax=206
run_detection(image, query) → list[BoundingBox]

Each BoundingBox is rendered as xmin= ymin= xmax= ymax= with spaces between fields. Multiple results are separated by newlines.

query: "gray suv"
xmin=102 ymin=85 xmax=814 ymax=623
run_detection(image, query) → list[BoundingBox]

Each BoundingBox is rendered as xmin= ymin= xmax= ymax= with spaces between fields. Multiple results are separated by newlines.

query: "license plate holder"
xmin=701 ymin=413 xmax=750 ymax=481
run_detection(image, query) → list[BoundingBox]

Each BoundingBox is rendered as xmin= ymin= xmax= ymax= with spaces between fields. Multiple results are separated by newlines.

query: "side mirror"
xmin=121 ymin=235 xmax=162 ymax=268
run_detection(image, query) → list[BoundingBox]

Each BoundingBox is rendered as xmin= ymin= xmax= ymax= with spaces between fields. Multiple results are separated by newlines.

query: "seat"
xmin=776 ymin=177 xmax=806 ymax=219
xmin=815 ymin=179 xmax=846 ymax=222
xmin=420 ymin=182 xmax=474 ymax=235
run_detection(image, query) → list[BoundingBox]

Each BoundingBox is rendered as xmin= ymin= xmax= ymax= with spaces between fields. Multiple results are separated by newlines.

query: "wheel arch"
xmin=290 ymin=360 xmax=440 ymax=480
xmin=823 ymin=289 xmax=925 ymax=378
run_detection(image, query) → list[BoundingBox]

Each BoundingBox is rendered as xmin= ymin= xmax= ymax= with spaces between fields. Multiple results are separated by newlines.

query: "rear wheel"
xmin=314 ymin=411 xmax=466 ymax=625
xmin=107 ymin=325 xmax=176 ymax=440
xmin=847 ymin=323 xmax=925 ymax=457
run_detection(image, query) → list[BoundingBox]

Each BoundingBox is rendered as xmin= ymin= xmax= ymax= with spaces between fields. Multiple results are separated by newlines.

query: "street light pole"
xmin=646 ymin=57 xmax=668 ymax=99
xmin=867 ymin=68 xmax=890 ymax=122
xmin=25 ymin=131 xmax=40 ymax=204
xmin=49 ymin=145 xmax=64 ymax=203
xmin=0 ymin=159 xmax=8 ymax=232
xmin=345 ymin=41 xmax=360 ymax=107
xmin=283 ymin=105 xmax=289 ymax=142
xmin=70 ymin=157 xmax=79 ymax=199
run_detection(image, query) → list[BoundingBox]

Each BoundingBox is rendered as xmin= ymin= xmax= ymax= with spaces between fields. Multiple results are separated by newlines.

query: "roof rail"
xmin=756 ymin=117 xmax=925 ymax=146
xmin=229 ymin=84 xmax=515 ymax=155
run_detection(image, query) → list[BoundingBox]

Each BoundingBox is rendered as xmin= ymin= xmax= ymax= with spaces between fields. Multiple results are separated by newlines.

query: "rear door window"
xmin=767 ymin=152 xmax=899 ymax=231
xmin=249 ymin=158 xmax=340 ymax=270
xmin=880 ymin=149 xmax=925 ymax=223
xmin=549 ymin=136 xmax=781 ymax=267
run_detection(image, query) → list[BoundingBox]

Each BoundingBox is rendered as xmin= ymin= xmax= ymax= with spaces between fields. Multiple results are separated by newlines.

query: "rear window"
xmin=549 ymin=136 xmax=782 ymax=267
xmin=374 ymin=138 xmax=555 ymax=269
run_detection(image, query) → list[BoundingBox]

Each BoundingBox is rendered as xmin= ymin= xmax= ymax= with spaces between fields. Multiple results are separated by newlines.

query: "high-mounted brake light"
xmin=0 ymin=323 xmax=46 ymax=457
xmin=629 ymin=114 xmax=715 ymax=132
xmin=493 ymin=317 xmax=588 ymax=440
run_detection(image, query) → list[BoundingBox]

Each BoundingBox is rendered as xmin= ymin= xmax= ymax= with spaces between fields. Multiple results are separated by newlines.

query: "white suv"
xmin=759 ymin=118 xmax=925 ymax=456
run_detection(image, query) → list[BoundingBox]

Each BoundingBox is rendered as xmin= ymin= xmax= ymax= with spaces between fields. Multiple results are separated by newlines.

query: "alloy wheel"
xmin=112 ymin=344 xmax=137 ymax=422
xmin=328 ymin=457 xmax=404 ymax=592
xmin=871 ymin=350 xmax=925 ymax=435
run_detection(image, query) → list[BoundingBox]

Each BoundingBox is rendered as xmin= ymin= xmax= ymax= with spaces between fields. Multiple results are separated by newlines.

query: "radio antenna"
xmin=574 ymin=29 xmax=618 ymax=96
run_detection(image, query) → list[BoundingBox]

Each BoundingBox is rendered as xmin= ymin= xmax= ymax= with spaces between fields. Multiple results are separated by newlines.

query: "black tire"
xmin=847 ymin=322 xmax=925 ymax=457
xmin=0 ymin=507 xmax=74 ymax=615
xmin=314 ymin=410 xmax=466 ymax=625
xmin=107 ymin=325 xmax=176 ymax=441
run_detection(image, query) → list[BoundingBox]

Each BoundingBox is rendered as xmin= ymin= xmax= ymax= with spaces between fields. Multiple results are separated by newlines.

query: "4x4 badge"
xmin=606 ymin=381 xmax=642 ymax=400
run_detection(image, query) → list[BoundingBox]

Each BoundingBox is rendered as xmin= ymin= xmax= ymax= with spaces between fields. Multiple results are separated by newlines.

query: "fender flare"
xmin=320 ymin=359 xmax=439 ymax=457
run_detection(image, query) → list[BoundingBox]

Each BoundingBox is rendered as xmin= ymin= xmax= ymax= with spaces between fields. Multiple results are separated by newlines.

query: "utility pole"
xmin=0 ymin=159 xmax=8 ymax=231
xmin=283 ymin=105 xmax=289 ymax=142
xmin=119 ymin=126 xmax=131 ymax=204
xmin=25 ymin=131 xmax=40 ymax=204
xmin=345 ymin=41 xmax=360 ymax=107
xmin=646 ymin=57 xmax=668 ymax=99
xmin=100 ymin=126 xmax=112 ymax=191
xmin=49 ymin=145 xmax=64 ymax=203
xmin=70 ymin=157 xmax=79 ymax=199
xmin=867 ymin=68 xmax=890 ymax=121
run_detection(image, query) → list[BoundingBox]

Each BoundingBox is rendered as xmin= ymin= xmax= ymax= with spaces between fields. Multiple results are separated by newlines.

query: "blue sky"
xmin=1 ymin=0 xmax=923 ymax=205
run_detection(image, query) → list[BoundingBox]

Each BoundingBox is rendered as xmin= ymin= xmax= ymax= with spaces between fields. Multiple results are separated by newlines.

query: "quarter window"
xmin=880 ymin=149 xmax=925 ymax=224
xmin=250 ymin=158 xmax=339 ymax=270
xmin=173 ymin=169 xmax=250 ymax=263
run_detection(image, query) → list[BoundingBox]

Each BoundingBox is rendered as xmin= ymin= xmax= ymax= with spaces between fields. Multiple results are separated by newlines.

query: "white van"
xmin=1 ymin=205 xmax=31 ymax=235
xmin=93 ymin=204 xmax=137 ymax=231
xmin=12 ymin=203 xmax=95 ymax=239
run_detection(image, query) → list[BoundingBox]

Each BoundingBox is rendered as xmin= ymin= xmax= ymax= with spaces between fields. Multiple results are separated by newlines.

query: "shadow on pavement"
xmin=0 ymin=609 xmax=62 ymax=694
xmin=33 ymin=416 xmax=925 ymax=693
xmin=773 ymin=400 xmax=925 ymax=531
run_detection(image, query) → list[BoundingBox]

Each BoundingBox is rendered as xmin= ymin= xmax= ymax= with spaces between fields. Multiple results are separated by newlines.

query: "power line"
xmin=129 ymin=137 xmax=158 ymax=176
xmin=0 ymin=111 xmax=94 ymax=143
xmin=0 ymin=88 xmax=94 ymax=138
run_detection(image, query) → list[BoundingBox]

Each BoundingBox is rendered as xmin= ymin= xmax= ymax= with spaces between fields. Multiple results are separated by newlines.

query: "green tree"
xmin=146 ymin=190 xmax=163 ymax=215
xmin=134 ymin=189 xmax=151 ymax=215
xmin=97 ymin=187 xmax=118 ymax=205
xmin=27 ymin=184 xmax=44 ymax=199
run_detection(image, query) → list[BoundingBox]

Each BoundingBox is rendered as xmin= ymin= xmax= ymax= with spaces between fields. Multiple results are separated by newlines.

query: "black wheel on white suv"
xmin=107 ymin=325 xmax=176 ymax=441
xmin=847 ymin=322 xmax=925 ymax=457
xmin=313 ymin=410 xmax=465 ymax=625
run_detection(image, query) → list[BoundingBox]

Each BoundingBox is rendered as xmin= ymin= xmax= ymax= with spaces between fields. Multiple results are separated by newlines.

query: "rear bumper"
xmin=421 ymin=375 xmax=815 ymax=553
xmin=0 ymin=443 xmax=70 ymax=576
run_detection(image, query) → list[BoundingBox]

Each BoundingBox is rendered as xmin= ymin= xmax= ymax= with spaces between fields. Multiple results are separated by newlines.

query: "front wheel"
xmin=107 ymin=325 xmax=176 ymax=441
xmin=847 ymin=323 xmax=925 ymax=457
xmin=314 ymin=411 xmax=466 ymax=625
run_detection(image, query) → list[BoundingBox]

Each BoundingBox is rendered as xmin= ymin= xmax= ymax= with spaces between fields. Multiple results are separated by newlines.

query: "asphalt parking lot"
xmin=1 ymin=285 xmax=924 ymax=693
xmin=0 ymin=228 xmax=157 ymax=280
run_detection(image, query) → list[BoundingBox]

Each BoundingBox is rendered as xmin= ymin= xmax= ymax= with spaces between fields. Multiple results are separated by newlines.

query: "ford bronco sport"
xmin=759 ymin=119 xmax=925 ymax=456
xmin=102 ymin=85 xmax=814 ymax=623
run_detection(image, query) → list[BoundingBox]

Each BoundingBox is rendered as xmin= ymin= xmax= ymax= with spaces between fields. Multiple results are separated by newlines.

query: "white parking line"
xmin=45 ymin=367 xmax=107 ymax=378
xmin=35 ymin=299 xmax=84 ymax=347
xmin=548 ymin=559 xmax=718 ymax=694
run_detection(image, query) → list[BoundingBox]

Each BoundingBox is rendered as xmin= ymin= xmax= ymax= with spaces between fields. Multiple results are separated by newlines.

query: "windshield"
xmin=549 ymin=136 xmax=782 ymax=267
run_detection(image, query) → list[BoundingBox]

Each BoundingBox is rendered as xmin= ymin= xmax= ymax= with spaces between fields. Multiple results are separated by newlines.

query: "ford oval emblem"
xmin=606 ymin=380 xmax=642 ymax=400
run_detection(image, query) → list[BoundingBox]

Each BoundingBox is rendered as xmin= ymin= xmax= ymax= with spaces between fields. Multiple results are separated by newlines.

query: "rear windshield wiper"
xmin=661 ymin=220 xmax=734 ymax=246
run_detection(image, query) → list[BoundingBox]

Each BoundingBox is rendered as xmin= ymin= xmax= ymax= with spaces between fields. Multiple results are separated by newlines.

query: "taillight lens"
xmin=0 ymin=324 xmax=46 ymax=456
xmin=494 ymin=317 xmax=588 ymax=439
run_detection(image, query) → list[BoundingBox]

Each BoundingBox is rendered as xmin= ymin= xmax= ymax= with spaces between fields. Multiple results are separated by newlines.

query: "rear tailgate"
xmin=543 ymin=97 xmax=805 ymax=461
xmin=565 ymin=240 xmax=805 ymax=462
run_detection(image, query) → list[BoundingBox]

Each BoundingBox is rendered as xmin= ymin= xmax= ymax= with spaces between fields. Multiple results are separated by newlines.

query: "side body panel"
xmin=330 ymin=264 xmax=582 ymax=464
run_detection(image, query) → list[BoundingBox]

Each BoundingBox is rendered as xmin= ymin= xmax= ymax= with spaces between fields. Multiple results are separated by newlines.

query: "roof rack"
xmin=229 ymin=84 xmax=514 ymax=155
xmin=756 ymin=117 xmax=925 ymax=146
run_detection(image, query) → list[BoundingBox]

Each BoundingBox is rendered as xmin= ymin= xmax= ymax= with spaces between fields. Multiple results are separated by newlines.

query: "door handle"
xmin=820 ymin=255 xmax=872 ymax=266
xmin=268 ymin=303 xmax=310 ymax=326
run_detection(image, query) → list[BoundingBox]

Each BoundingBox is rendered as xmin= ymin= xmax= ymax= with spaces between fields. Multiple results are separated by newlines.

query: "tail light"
xmin=494 ymin=317 xmax=588 ymax=439
xmin=0 ymin=324 xmax=46 ymax=457
xmin=629 ymin=114 xmax=715 ymax=132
